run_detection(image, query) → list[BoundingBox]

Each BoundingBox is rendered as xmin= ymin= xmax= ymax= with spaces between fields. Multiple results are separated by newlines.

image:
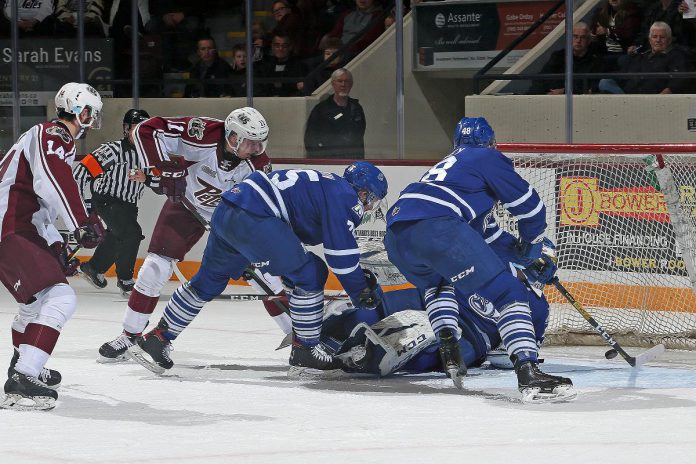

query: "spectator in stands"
xmin=326 ymin=0 xmax=385 ymax=58
xmin=529 ymin=22 xmax=607 ymax=95
xmin=255 ymin=32 xmax=306 ymax=96
xmin=2 ymin=0 xmax=57 ymax=36
xmin=149 ymin=1 xmax=204 ymax=73
xmin=630 ymin=0 xmax=696 ymax=55
xmin=590 ymin=0 xmax=642 ymax=55
xmin=54 ymin=0 xmax=107 ymax=37
xmin=230 ymin=44 xmax=248 ymax=97
xmin=304 ymin=68 xmax=366 ymax=159
xmin=184 ymin=36 xmax=234 ymax=98
xmin=599 ymin=21 xmax=690 ymax=93
xmin=302 ymin=37 xmax=347 ymax=94
xmin=252 ymin=19 xmax=268 ymax=63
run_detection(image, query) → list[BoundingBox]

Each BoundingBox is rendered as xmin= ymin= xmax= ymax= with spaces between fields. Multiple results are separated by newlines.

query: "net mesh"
xmin=499 ymin=145 xmax=696 ymax=349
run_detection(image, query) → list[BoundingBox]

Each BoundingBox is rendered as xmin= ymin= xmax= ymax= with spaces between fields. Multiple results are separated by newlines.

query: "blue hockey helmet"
xmin=343 ymin=161 xmax=388 ymax=209
xmin=453 ymin=117 xmax=496 ymax=149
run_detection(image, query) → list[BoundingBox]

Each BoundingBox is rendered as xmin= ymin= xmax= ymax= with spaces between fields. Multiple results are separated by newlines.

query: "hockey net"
xmin=497 ymin=143 xmax=696 ymax=350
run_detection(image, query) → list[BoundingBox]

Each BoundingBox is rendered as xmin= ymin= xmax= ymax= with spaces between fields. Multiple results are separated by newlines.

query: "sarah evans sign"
xmin=413 ymin=0 xmax=564 ymax=70
xmin=0 ymin=39 xmax=113 ymax=105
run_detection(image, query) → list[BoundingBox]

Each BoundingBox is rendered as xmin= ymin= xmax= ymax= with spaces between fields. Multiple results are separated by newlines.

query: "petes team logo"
xmin=187 ymin=118 xmax=206 ymax=140
xmin=238 ymin=113 xmax=250 ymax=124
xmin=46 ymin=125 xmax=71 ymax=143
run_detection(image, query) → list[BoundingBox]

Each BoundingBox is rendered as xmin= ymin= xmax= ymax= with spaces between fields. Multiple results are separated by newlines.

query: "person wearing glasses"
xmin=256 ymin=32 xmax=306 ymax=96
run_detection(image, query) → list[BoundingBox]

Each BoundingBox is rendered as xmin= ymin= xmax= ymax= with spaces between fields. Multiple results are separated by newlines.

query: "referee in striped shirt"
xmin=74 ymin=109 xmax=157 ymax=296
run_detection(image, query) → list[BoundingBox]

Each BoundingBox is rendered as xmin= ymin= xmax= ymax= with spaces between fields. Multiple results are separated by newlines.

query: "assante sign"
xmin=447 ymin=12 xmax=482 ymax=23
xmin=2 ymin=48 xmax=103 ymax=64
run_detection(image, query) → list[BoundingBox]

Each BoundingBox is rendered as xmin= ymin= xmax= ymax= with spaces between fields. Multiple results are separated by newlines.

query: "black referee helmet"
xmin=123 ymin=108 xmax=150 ymax=125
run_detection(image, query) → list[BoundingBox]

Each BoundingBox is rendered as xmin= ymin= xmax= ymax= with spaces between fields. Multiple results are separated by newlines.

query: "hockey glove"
xmin=74 ymin=211 xmax=106 ymax=249
xmin=154 ymin=159 xmax=188 ymax=203
xmin=354 ymin=269 xmax=384 ymax=311
xmin=50 ymin=242 xmax=80 ymax=277
xmin=515 ymin=238 xmax=544 ymax=267
xmin=526 ymin=254 xmax=558 ymax=285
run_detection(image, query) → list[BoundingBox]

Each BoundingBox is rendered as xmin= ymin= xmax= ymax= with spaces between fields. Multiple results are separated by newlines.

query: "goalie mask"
xmin=224 ymin=107 xmax=269 ymax=159
xmin=453 ymin=117 xmax=495 ymax=149
xmin=344 ymin=161 xmax=388 ymax=211
xmin=55 ymin=82 xmax=103 ymax=130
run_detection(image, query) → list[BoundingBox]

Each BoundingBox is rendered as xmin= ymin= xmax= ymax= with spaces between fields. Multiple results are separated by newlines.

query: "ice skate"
xmin=1 ymin=369 xmax=58 ymax=411
xmin=97 ymin=332 xmax=137 ymax=363
xmin=288 ymin=339 xmax=343 ymax=379
xmin=9 ymin=350 xmax=61 ymax=389
xmin=117 ymin=279 xmax=135 ymax=297
xmin=516 ymin=361 xmax=576 ymax=403
xmin=127 ymin=322 xmax=173 ymax=375
xmin=79 ymin=262 xmax=107 ymax=289
xmin=438 ymin=328 xmax=467 ymax=389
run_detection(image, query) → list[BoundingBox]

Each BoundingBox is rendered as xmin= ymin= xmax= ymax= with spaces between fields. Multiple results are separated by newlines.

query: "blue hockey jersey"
xmin=222 ymin=169 xmax=367 ymax=301
xmin=387 ymin=147 xmax=546 ymax=245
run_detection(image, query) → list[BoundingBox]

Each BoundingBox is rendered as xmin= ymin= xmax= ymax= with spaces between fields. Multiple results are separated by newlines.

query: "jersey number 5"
xmin=271 ymin=169 xmax=320 ymax=190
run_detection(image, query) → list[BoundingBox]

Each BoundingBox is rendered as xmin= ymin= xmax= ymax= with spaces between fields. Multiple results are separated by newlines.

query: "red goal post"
xmin=496 ymin=143 xmax=696 ymax=350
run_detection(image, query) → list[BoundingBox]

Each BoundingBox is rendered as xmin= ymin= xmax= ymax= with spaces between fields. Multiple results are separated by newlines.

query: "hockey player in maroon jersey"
xmin=0 ymin=82 xmax=106 ymax=410
xmin=98 ymin=107 xmax=277 ymax=363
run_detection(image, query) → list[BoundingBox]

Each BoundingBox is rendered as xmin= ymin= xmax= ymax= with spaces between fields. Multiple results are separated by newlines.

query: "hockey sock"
xmin=424 ymin=285 xmax=461 ymax=340
xmin=497 ymin=301 xmax=538 ymax=365
xmin=123 ymin=289 xmax=159 ymax=334
xmin=289 ymin=288 xmax=324 ymax=346
xmin=162 ymin=282 xmax=207 ymax=340
xmin=15 ymin=323 xmax=59 ymax=378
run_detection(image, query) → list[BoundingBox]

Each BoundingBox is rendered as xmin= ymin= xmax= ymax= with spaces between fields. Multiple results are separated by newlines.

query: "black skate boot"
xmin=97 ymin=332 xmax=138 ymax=363
xmin=117 ymin=279 xmax=135 ymax=297
xmin=438 ymin=328 xmax=467 ymax=389
xmin=126 ymin=320 xmax=173 ymax=375
xmin=2 ymin=369 xmax=58 ymax=410
xmin=9 ymin=350 xmax=61 ymax=389
xmin=79 ymin=262 xmax=107 ymax=289
xmin=288 ymin=338 xmax=343 ymax=379
xmin=515 ymin=360 xmax=576 ymax=403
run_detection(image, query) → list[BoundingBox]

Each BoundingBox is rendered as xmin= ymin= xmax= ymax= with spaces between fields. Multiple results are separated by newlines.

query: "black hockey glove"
xmin=354 ymin=269 xmax=384 ymax=311
xmin=74 ymin=211 xmax=106 ymax=249
xmin=154 ymin=159 xmax=188 ymax=203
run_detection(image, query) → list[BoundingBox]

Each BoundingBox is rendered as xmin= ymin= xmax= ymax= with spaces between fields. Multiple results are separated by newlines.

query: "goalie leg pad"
xmin=134 ymin=253 xmax=175 ymax=298
xmin=337 ymin=310 xmax=437 ymax=376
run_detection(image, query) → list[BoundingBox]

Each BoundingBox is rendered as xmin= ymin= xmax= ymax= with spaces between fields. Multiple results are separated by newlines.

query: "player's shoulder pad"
xmin=41 ymin=122 xmax=75 ymax=154
xmin=251 ymin=152 xmax=272 ymax=173
xmin=182 ymin=117 xmax=223 ymax=145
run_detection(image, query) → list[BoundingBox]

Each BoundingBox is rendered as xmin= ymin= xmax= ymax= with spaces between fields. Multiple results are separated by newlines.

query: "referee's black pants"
xmin=88 ymin=192 xmax=144 ymax=281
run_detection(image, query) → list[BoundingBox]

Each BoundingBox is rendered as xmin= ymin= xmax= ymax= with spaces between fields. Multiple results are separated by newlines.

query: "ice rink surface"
xmin=1 ymin=277 xmax=695 ymax=464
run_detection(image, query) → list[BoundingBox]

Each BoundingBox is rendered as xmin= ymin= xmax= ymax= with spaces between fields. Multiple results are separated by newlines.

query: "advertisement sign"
xmin=414 ymin=0 xmax=564 ymax=70
xmin=0 ymin=38 xmax=113 ymax=105
xmin=555 ymin=167 xmax=692 ymax=277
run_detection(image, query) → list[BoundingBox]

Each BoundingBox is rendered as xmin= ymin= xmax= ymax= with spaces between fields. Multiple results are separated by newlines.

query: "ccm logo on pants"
xmin=450 ymin=266 xmax=475 ymax=282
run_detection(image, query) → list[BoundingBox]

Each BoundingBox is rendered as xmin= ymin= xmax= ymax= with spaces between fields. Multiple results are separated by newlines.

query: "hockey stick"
xmin=216 ymin=292 xmax=349 ymax=302
xmin=550 ymin=277 xmax=665 ymax=367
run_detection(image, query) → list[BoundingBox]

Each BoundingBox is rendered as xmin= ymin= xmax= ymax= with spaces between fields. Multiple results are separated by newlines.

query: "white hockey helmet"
xmin=55 ymin=82 xmax=103 ymax=130
xmin=224 ymin=107 xmax=269 ymax=156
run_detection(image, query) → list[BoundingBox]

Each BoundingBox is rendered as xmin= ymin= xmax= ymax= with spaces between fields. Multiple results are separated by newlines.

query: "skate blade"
xmin=1 ymin=393 xmax=56 ymax=411
xmin=446 ymin=367 xmax=465 ymax=390
xmin=520 ymin=385 xmax=577 ymax=404
xmin=96 ymin=353 xmax=130 ymax=364
xmin=287 ymin=366 xmax=345 ymax=380
xmin=126 ymin=345 xmax=167 ymax=375
xmin=275 ymin=334 xmax=292 ymax=351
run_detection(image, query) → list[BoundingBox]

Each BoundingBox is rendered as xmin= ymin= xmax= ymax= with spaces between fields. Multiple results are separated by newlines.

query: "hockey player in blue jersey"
xmin=127 ymin=161 xmax=388 ymax=377
xmin=383 ymin=117 xmax=574 ymax=402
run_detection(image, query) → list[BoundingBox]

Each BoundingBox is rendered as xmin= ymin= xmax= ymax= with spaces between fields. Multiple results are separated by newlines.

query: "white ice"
xmin=1 ymin=277 xmax=695 ymax=464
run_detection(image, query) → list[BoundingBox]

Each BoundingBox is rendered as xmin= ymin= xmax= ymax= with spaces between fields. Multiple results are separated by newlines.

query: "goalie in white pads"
xmin=382 ymin=117 xmax=574 ymax=403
